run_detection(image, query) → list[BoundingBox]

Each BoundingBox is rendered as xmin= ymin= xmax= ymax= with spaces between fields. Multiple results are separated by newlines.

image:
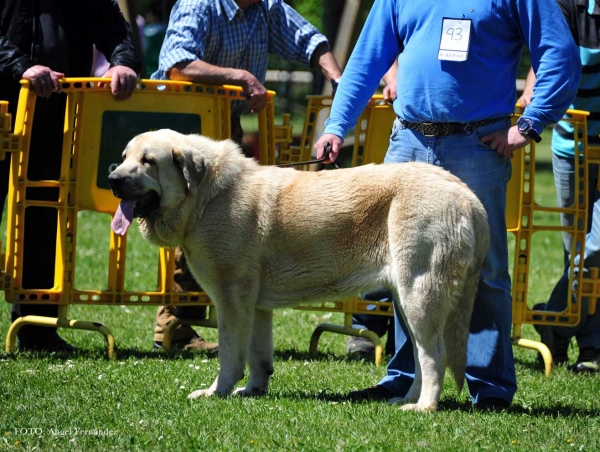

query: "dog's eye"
xmin=141 ymin=156 xmax=154 ymax=167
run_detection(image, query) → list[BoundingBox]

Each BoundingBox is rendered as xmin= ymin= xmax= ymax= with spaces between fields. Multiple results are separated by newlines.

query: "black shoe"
xmin=18 ymin=332 xmax=77 ymax=352
xmin=475 ymin=397 xmax=511 ymax=411
xmin=568 ymin=347 xmax=600 ymax=374
xmin=532 ymin=303 xmax=570 ymax=366
xmin=346 ymin=336 xmax=375 ymax=355
xmin=347 ymin=385 xmax=394 ymax=401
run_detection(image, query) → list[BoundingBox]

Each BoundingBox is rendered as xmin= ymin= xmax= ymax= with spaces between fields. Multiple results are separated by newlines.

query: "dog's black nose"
xmin=108 ymin=172 xmax=123 ymax=193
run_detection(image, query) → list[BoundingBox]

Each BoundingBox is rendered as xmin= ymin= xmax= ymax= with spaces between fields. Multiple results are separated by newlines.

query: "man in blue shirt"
xmin=151 ymin=0 xmax=343 ymax=351
xmin=519 ymin=0 xmax=600 ymax=374
xmin=315 ymin=0 xmax=580 ymax=409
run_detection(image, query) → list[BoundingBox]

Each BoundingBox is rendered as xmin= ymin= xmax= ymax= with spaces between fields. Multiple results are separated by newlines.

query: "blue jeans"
xmin=378 ymin=117 xmax=517 ymax=405
xmin=543 ymin=154 xmax=600 ymax=348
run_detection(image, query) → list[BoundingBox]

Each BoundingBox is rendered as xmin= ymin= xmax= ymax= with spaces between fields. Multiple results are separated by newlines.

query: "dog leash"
xmin=276 ymin=142 xmax=340 ymax=169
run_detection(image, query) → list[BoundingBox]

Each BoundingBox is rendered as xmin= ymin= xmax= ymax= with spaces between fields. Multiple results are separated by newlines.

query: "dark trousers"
xmin=5 ymin=95 xmax=67 ymax=337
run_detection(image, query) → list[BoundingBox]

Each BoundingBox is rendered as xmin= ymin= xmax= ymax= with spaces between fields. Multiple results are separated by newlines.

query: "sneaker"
xmin=154 ymin=334 xmax=218 ymax=352
xmin=568 ymin=347 xmax=600 ymax=374
xmin=346 ymin=336 xmax=375 ymax=355
xmin=347 ymin=385 xmax=394 ymax=401
xmin=532 ymin=303 xmax=570 ymax=366
xmin=18 ymin=332 xmax=77 ymax=352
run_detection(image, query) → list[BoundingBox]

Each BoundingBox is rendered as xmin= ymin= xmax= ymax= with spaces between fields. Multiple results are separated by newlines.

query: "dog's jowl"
xmin=108 ymin=129 xmax=490 ymax=411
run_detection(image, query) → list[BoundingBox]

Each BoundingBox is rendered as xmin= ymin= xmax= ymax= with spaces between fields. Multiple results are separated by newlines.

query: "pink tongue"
xmin=111 ymin=199 xmax=136 ymax=236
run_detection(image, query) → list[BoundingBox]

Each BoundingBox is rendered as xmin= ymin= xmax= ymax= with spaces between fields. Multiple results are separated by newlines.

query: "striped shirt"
xmin=151 ymin=0 xmax=328 ymax=115
xmin=553 ymin=0 xmax=600 ymax=157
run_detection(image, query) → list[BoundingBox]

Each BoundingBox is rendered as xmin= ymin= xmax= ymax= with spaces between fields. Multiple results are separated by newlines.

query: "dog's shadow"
xmin=270 ymin=390 xmax=600 ymax=416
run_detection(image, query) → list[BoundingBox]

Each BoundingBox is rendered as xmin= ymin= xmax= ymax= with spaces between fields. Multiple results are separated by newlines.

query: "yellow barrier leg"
xmin=310 ymin=323 xmax=385 ymax=366
xmin=513 ymin=337 xmax=553 ymax=376
xmin=5 ymin=311 xmax=116 ymax=359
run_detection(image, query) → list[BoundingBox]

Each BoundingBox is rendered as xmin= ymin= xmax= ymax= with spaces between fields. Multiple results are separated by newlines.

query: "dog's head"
xmin=108 ymin=129 xmax=206 ymax=237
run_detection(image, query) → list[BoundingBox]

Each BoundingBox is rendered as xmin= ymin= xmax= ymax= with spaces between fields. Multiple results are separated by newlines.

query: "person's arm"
xmin=382 ymin=59 xmax=398 ymax=104
xmin=0 ymin=30 xmax=64 ymax=97
xmin=267 ymin=1 xmax=342 ymax=83
xmin=310 ymin=42 xmax=342 ymax=83
xmin=516 ymin=67 xmax=536 ymax=109
xmin=517 ymin=0 xmax=579 ymax=134
xmin=93 ymin=0 xmax=141 ymax=100
xmin=314 ymin=0 xmax=401 ymax=161
xmin=0 ymin=35 xmax=34 ymax=81
xmin=481 ymin=0 xmax=580 ymax=159
xmin=169 ymin=60 xmax=268 ymax=113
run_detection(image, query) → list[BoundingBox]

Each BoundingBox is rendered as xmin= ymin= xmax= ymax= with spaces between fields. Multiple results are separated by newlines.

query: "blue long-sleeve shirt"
xmin=325 ymin=0 xmax=581 ymax=139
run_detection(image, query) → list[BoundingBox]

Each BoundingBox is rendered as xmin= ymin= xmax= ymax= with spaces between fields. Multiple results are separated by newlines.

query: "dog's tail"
xmin=444 ymin=266 xmax=478 ymax=393
xmin=445 ymin=206 xmax=489 ymax=393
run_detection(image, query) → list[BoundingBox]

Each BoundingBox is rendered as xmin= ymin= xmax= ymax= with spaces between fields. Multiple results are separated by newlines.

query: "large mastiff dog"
xmin=108 ymin=129 xmax=490 ymax=411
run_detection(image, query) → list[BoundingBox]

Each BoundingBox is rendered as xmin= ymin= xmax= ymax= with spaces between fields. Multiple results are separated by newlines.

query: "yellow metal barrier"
xmin=2 ymin=83 xmax=597 ymax=370
xmin=287 ymin=98 xmax=594 ymax=372
xmin=1 ymin=78 xmax=275 ymax=357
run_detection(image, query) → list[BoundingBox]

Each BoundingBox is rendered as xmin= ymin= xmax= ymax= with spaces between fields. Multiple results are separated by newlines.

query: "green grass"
xmin=1 ymin=129 xmax=599 ymax=451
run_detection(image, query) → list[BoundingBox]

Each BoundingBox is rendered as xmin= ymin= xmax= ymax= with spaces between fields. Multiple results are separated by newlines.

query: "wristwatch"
xmin=516 ymin=117 xmax=542 ymax=143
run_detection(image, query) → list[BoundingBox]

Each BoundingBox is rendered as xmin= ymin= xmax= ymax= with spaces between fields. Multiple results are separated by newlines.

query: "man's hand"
xmin=102 ymin=66 xmax=137 ymax=101
xmin=516 ymin=67 xmax=535 ymax=110
xmin=383 ymin=83 xmax=397 ymax=105
xmin=241 ymin=73 xmax=268 ymax=113
xmin=314 ymin=133 xmax=344 ymax=162
xmin=22 ymin=65 xmax=64 ymax=98
xmin=516 ymin=91 xmax=533 ymax=109
xmin=480 ymin=125 xmax=530 ymax=159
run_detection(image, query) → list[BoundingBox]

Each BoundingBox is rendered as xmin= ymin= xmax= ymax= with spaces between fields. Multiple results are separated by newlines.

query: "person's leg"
xmin=12 ymin=95 xmax=74 ymax=351
xmin=437 ymin=120 xmax=516 ymax=405
xmin=568 ymin=162 xmax=600 ymax=371
xmin=368 ymin=119 xmax=434 ymax=397
xmin=152 ymin=118 xmax=246 ymax=350
xmin=153 ymin=247 xmax=217 ymax=351
xmin=536 ymin=155 xmax=578 ymax=363
xmin=348 ymin=291 xmax=394 ymax=355
xmin=542 ymin=157 xmax=600 ymax=369
xmin=369 ymin=120 xmax=517 ymax=405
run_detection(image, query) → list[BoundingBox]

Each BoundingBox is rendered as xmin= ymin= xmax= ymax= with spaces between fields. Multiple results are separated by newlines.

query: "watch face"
xmin=518 ymin=117 xmax=531 ymax=133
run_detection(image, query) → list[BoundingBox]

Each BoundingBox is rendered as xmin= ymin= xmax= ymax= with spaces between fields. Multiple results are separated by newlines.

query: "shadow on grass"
xmin=0 ymin=347 xmax=218 ymax=361
xmin=271 ymin=390 xmax=600 ymax=416
xmin=1 ymin=346 xmax=376 ymax=365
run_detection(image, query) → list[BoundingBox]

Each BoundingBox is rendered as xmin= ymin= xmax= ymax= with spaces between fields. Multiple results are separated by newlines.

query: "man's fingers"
xmin=247 ymin=94 xmax=267 ymax=113
xmin=49 ymin=72 xmax=63 ymax=94
xmin=35 ymin=76 xmax=52 ymax=98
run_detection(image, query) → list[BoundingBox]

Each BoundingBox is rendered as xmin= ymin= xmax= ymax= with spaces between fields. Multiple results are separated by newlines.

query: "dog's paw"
xmin=187 ymin=389 xmax=215 ymax=399
xmin=231 ymin=387 xmax=267 ymax=397
xmin=389 ymin=396 xmax=417 ymax=405
xmin=399 ymin=403 xmax=436 ymax=412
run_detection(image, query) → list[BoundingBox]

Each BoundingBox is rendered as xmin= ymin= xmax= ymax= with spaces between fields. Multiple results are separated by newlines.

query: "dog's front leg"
xmin=188 ymin=299 xmax=254 ymax=399
xmin=232 ymin=308 xmax=274 ymax=396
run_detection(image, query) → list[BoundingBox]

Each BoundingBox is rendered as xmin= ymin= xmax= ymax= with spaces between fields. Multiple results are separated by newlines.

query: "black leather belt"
xmin=399 ymin=117 xmax=509 ymax=137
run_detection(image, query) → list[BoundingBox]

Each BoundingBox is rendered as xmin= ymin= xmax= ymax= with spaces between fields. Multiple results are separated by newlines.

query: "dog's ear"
xmin=172 ymin=147 xmax=205 ymax=193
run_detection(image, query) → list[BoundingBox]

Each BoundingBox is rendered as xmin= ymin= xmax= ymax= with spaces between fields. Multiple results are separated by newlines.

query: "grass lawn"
xmin=1 ymin=129 xmax=599 ymax=452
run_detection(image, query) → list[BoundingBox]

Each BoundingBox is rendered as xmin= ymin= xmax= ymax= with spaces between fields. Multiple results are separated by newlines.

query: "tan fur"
xmin=109 ymin=129 xmax=490 ymax=411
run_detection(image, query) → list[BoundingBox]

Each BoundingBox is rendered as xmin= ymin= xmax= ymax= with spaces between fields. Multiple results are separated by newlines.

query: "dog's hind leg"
xmin=389 ymin=302 xmax=422 ymax=405
xmin=395 ymin=285 xmax=449 ymax=412
xmin=232 ymin=308 xmax=274 ymax=396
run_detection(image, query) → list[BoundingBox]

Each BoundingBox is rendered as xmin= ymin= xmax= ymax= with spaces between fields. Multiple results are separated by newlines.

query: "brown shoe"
xmin=154 ymin=334 xmax=218 ymax=352
xmin=183 ymin=336 xmax=218 ymax=352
